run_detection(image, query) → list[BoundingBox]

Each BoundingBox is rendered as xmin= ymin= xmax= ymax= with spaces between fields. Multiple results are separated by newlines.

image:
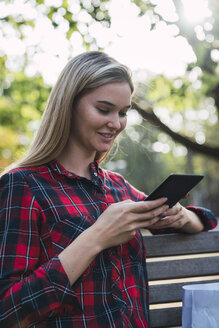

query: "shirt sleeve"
xmin=0 ymin=171 xmax=82 ymax=327
xmin=186 ymin=206 xmax=218 ymax=231
xmin=118 ymin=174 xmax=218 ymax=234
xmin=149 ymin=206 xmax=218 ymax=235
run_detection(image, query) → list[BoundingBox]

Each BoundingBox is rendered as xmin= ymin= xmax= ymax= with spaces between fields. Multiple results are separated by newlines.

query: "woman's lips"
xmin=98 ymin=132 xmax=115 ymax=141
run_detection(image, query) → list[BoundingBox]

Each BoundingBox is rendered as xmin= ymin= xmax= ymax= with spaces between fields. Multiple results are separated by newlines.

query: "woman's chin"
xmin=95 ymin=142 xmax=113 ymax=153
xmin=96 ymin=148 xmax=110 ymax=154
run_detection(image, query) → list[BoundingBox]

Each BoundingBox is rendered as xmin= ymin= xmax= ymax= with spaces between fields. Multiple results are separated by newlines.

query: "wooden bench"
xmin=143 ymin=230 xmax=219 ymax=328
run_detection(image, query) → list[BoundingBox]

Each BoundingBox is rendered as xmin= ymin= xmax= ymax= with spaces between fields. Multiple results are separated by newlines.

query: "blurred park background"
xmin=0 ymin=0 xmax=219 ymax=216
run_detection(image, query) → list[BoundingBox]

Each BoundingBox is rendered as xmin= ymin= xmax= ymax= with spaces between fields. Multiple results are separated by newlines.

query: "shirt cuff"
xmin=44 ymin=257 xmax=83 ymax=315
xmin=186 ymin=206 xmax=218 ymax=231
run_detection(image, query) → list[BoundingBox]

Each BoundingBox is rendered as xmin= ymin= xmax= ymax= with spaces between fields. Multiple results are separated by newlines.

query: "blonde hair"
xmin=7 ymin=51 xmax=134 ymax=170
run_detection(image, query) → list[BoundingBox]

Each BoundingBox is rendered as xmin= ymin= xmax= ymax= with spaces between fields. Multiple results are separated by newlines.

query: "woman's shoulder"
xmin=1 ymin=166 xmax=36 ymax=178
xmin=100 ymin=167 xmax=127 ymax=183
xmin=100 ymin=168 xmax=146 ymax=201
xmin=0 ymin=166 xmax=44 ymax=186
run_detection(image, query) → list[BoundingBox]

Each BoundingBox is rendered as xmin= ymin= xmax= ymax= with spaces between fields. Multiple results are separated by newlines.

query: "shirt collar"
xmin=48 ymin=159 xmax=101 ymax=180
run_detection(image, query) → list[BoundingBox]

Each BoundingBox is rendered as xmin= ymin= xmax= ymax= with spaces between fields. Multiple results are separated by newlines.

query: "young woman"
xmin=0 ymin=51 xmax=217 ymax=328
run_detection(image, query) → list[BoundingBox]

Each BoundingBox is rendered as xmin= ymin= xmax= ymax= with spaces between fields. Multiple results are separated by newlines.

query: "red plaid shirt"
xmin=0 ymin=161 xmax=217 ymax=327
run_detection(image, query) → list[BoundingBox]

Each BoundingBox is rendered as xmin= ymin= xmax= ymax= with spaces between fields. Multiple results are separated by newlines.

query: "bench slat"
xmin=143 ymin=231 xmax=219 ymax=257
xmin=147 ymin=256 xmax=219 ymax=280
xmin=149 ymin=279 xmax=219 ymax=303
xmin=150 ymin=307 xmax=181 ymax=327
xmin=145 ymin=230 xmax=219 ymax=327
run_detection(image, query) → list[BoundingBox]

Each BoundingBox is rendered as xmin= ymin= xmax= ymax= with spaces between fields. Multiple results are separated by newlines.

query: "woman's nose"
xmin=106 ymin=114 xmax=121 ymax=130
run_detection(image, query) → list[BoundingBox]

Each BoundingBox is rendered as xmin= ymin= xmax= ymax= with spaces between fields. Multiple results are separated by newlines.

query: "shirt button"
xmin=94 ymin=172 xmax=98 ymax=176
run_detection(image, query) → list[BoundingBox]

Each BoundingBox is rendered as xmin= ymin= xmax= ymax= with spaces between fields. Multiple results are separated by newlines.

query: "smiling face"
xmin=70 ymin=82 xmax=132 ymax=160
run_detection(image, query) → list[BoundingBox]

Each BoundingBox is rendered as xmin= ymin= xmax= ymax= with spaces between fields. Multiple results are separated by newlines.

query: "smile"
xmin=98 ymin=132 xmax=115 ymax=140
xmin=100 ymin=133 xmax=113 ymax=138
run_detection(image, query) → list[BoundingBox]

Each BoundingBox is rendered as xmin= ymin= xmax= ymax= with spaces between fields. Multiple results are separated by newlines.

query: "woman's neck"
xmin=57 ymin=143 xmax=95 ymax=179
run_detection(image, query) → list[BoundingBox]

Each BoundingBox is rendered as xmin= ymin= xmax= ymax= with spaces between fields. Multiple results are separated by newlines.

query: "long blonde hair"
xmin=8 ymin=51 xmax=134 ymax=170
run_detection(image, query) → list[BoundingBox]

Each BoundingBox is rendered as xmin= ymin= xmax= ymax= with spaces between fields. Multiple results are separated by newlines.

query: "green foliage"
xmin=1 ymin=0 xmax=219 ymax=214
xmin=33 ymin=0 xmax=111 ymax=44
xmin=131 ymin=0 xmax=155 ymax=17
xmin=0 ymin=71 xmax=51 ymax=165
xmin=145 ymin=76 xmax=201 ymax=112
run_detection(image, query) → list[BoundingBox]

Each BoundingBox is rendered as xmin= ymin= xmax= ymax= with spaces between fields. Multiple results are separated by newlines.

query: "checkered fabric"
xmin=0 ymin=160 xmax=217 ymax=327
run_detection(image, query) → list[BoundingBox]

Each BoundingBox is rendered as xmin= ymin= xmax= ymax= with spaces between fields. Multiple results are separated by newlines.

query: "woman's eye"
xmin=119 ymin=111 xmax=128 ymax=117
xmin=97 ymin=107 xmax=128 ymax=117
xmin=97 ymin=108 xmax=109 ymax=114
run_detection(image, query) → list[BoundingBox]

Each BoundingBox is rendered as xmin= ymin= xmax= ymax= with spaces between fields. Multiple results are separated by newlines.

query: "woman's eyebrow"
xmin=97 ymin=100 xmax=131 ymax=109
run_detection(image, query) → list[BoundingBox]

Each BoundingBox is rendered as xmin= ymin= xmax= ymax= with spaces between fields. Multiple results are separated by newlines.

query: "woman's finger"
xmin=162 ymin=203 xmax=182 ymax=217
xmin=128 ymin=197 xmax=168 ymax=214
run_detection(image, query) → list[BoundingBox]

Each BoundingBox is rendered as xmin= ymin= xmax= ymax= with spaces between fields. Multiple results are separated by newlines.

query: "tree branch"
xmin=132 ymin=101 xmax=219 ymax=161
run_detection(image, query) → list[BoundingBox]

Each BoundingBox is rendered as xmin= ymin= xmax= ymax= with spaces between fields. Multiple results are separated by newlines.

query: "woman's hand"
xmin=149 ymin=203 xmax=204 ymax=233
xmin=90 ymin=198 xmax=169 ymax=250
xmin=58 ymin=197 xmax=168 ymax=285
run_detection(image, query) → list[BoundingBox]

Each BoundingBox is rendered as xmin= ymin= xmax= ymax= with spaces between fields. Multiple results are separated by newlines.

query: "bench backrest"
xmin=143 ymin=230 xmax=219 ymax=328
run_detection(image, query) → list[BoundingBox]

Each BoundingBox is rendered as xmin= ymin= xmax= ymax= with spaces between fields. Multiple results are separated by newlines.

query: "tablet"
xmin=145 ymin=174 xmax=204 ymax=208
